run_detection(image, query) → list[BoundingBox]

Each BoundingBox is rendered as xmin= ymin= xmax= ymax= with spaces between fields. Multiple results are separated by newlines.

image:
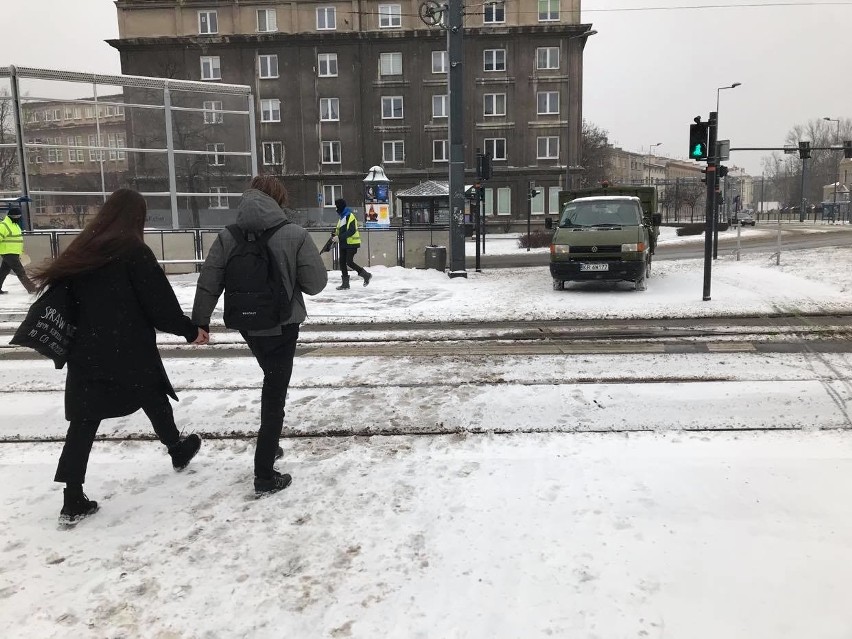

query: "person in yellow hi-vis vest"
xmin=0 ymin=207 xmax=36 ymax=294
xmin=332 ymin=198 xmax=372 ymax=290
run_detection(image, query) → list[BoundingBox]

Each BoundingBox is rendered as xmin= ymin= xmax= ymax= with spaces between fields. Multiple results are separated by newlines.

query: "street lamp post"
xmin=647 ymin=142 xmax=662 ymax=185
xmin=824 ymin=117 xmax=841 ymax=223
xmin=713 ymin=82 xmax=741 ymax=259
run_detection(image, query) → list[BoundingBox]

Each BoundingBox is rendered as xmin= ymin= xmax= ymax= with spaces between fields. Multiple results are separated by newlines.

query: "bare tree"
xmin=0 ymin=89 xmax=20 ymax=191
xmin=579 ymin=120 xmax=610 ymax=188
xmin=679 ymin=182 xmax=705 ymax=223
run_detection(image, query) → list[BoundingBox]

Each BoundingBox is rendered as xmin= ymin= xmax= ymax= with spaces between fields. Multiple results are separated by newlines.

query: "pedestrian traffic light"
xmin=477 ymin=153 xmax=493 ymax=180
xmin=798 ymin=141 xmax=811 ymax=160
xmin=689 ymin=119 xmax=709 ymax=161
xmin=844 ymin=140 xmax=852 ymax=159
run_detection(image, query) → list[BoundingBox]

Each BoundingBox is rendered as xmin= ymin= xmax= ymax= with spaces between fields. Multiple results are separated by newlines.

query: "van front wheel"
xmin=552 ymin=278 xmax=564 ymax=291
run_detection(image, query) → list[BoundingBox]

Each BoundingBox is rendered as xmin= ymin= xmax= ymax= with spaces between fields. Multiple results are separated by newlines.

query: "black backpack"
xmin=222 ymin=221 xmax=290 ymax=331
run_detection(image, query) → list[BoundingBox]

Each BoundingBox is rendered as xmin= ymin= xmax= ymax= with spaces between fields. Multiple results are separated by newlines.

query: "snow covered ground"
xmin=0 ymin=236 xmax=851 ymax=638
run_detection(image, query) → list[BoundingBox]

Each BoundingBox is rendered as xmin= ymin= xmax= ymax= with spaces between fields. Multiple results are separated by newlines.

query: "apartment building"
xmin=22 ymin=97 xmax=129 ymax=228
xmin=109 ymin=0 xmax=591 ymax=220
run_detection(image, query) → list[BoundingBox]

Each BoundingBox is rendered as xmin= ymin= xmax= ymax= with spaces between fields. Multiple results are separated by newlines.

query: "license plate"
xmin=579 ymin=263 xmax=609 ymax=272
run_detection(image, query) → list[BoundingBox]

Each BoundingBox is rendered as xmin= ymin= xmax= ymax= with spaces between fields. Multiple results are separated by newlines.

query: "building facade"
xmin=110 ymin=0 xmax=591 ymax=221
xmin=22 ymin=97 xmax=129 ymax=228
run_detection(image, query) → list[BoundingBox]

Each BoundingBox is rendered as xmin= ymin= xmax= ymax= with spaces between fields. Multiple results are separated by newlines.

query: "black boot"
xmin=336 ymin=277 xmax=350 ymax=290
xmin=362 ymin=271 xmax=372 ymax=287
xmin=169 ymin=434 xmax=202 ymax=471
xmin=59 ymin=485 xmax=99 ymax=527
xmin=254 ymin=470 xmax=292 ymax=495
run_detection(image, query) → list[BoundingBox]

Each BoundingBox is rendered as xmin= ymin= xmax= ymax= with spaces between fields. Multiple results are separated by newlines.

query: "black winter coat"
xmin=64 ymin=243 xmax=197 ymax=421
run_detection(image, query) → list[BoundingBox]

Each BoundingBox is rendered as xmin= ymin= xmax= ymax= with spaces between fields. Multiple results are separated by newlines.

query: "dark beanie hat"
xmin=8 ymin=207 xmax=22 ymax=218
xmin=334 ymin=198 xmax=347 ymax=212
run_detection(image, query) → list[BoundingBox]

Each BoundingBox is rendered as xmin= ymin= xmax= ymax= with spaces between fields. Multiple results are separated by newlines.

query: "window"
xmin=531 ymin=188 xmax=544 ymax=215
xmin=321 ymin=141 xmax=341 ymax=164
xmin=378 ymin=4 xmax=402 ymax=28
xmin=47 ymin=139 xmax=63 ymax=164
xmin=108 ymin=133 xmax=126 ymax=161
xmin=318 ymin=53 xmax=338 ymax=77
xmin=379 ymin=52 xmax=402 ymax=76
xmin=84 ymin=106 xmax=94 ymax=119
xmin=209 ymin=187 xmax=228 ymax=209
xmin=72 ymin=107 xmax=82 ymax=120
xmin=203 ymin=100 xmax=223 ymax=124
xmin=537 ymin=91 xmax=559 ymax=115
xmin=323 ymin=184 xmax=342 ymax=207
xmin=207 ymin=143 xmax=225 ymax=166
xmin=316 ymin=7 xmax=336 ymax=30
xmin=484 ymin=138 xmax=506 ymax=161
xmin=30 ymin=139 xmax=42 ymax=164
xmin=200 ymin=56 xmax=221 ymax=81
xmin=320 ymin=97 xmax=340 ymax=121
xmin=257 ymin=9 xmax=278 ymax=32
xmin=538 ymin=0 xmax=559 ymax=21
xmin=536 ymin=47 xmax=560 ymax=70
xmin=548 ymin=186 xmax=561 ymax=215
xmin=484 ymin=1 xmax=505 ymax=24
xmin=260 ymin=99 xmax=281 ymax=122
xmin=483 ymin=93 xmax=506 ymax=117
xmin=433 ymin=140 xmax=449 ymax=162
xmin=198 ymin=10 xmax=218 ymax=35
xmin=381 ymin=96 xmax=403 ymax=119
xmin=258 ymin=54 xmax=278 ymax=79
xmin=383 ymin=140 xmax=404 ymax=163
xmin=88 ymin=134 xmax=103 ymax=162
xmin=432 ymin=51 xmax=448 ymax=74
xmin=537 ymin=136 xmax=559 ymax=159
xmin=262 ymin=141 xmax=282 ymax=166
xmin=68 ymin=136 xmax=84 ymax=163
xmin=483 ymin=49 xmax=506 ymax=72
xmin=497 ymin=186 xmax=512 ymax=215
xmin=64 ymin=107 xmax=74 ymax=120
xmin=432 ymin=94 xmax=448 ymax=118
xmin=115 ymin=105 xmax=125 ymax=117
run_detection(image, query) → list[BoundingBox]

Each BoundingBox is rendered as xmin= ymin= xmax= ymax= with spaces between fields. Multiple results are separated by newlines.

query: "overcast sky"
xmin=1 ymin=0 xmax=849 ymax=174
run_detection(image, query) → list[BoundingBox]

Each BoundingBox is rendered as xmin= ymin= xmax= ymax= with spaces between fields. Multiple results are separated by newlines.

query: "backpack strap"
xmin=257 ymin=220 xmax=288 ymax=246
xmin=226 ymin=224 xmax=248 ymax=244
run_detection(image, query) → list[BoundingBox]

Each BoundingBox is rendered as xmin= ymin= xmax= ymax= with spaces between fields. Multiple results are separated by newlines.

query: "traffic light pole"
xmin=702 ymin=111 xmax=718 ymax=301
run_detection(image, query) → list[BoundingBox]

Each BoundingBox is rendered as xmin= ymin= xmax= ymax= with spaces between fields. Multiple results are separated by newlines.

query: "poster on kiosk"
xmin=364 ymin=183 xmax=390 ymax=229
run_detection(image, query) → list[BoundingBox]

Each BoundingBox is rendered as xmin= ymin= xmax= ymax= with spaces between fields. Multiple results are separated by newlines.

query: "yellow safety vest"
xmin=0 ymin=216 xmax=24 ymax=255
xmin=335 ymin=211 xmax=361 ymax=246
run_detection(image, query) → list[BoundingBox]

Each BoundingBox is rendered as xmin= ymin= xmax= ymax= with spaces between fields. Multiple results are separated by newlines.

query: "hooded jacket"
xmin=192 ymin=189 xmax=328 ymax=336
xmin=334 ymin=207 xmax=361 ymax=247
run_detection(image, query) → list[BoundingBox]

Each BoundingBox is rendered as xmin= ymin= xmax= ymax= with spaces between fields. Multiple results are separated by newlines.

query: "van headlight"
xmin=551 ymin=244 xmax=570 ymax=255
xmin=621 ymin=242 xmax=646 ymax=252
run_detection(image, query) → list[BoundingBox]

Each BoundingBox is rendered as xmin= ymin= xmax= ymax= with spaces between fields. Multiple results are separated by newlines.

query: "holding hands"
xmin=192 ymin=327 xmax=209 ymax=345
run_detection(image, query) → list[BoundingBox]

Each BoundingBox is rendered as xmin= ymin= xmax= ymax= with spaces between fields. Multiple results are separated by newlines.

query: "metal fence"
xmin=0 ymin=65 xmax=256 ymax=231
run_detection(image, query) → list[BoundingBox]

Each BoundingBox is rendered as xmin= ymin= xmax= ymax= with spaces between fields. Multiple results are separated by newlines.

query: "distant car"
xmin=739 ymin=211 xmax=756 ymax=226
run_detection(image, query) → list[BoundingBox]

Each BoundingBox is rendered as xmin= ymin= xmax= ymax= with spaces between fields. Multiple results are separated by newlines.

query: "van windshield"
xmin=560 ymin=200 xmax=642 ymax=228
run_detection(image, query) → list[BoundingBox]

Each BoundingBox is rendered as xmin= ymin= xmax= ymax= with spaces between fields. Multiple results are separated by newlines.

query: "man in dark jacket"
xmin=333 ymin=198 xmax=372 ymax=290
xmin=192 ymin=177 xmax=327 ymax=495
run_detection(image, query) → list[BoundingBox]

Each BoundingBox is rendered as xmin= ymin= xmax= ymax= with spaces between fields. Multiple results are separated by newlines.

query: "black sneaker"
xmin=362 ymin=272 xmax=372 ymax=287
xmin=169 ymin=434 xmax=202 ymax=471
xmin=275 ymin=446 xmax=284 ymax=460
xmin=58 ymin=489 xmax=99 ymax=528
xmin=0 ymin=290 xmax=7 ymax=295
xmin=254 ymin=470 xmax=292 ymax=495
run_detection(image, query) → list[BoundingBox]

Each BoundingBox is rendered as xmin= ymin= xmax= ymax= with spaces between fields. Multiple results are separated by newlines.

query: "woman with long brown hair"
xmin=34 ymin=188 xmax=207 ymax=527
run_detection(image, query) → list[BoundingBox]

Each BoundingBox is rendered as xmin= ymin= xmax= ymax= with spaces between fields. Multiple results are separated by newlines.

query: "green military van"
xmin=546 ymin=185 xmax=662 ymax=291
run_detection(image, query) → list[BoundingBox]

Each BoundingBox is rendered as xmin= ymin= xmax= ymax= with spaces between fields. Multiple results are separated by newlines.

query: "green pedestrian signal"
xmin=689 ymin=121 xmax=709 ymax=161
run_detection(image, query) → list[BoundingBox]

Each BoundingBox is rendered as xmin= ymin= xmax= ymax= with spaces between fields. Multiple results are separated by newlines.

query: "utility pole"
xmin=446 ymin=0 xmax=466 ymax=278
xmin=703 ymin=112 xmax=718 ymax=301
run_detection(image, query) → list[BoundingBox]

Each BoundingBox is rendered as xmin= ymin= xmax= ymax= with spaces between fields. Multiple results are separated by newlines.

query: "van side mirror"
xmin=651 ymin=213 xmax=662 ymax=226
xmin=544 ymin=217 xmax=553 ymax=230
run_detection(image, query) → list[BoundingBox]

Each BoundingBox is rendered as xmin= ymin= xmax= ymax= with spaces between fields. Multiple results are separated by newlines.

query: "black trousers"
xmin=339 ymin=245 xmax=367 ymax=280
xmin=0 ymin=254 xmax=35 ymax=293
xmin=242 ymin=324 xmax=299 ymax=478
xmin=54 ymin=394 xmax=181 ymax=485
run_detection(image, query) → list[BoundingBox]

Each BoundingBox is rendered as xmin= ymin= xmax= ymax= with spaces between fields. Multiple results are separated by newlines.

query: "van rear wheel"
xmin=552 ymin=278 xmax=564 ymax=291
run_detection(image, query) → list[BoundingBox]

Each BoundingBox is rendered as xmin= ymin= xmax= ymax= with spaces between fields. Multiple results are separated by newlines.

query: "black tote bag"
xmin=10 ymin=282 xmax=77 ymax=369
